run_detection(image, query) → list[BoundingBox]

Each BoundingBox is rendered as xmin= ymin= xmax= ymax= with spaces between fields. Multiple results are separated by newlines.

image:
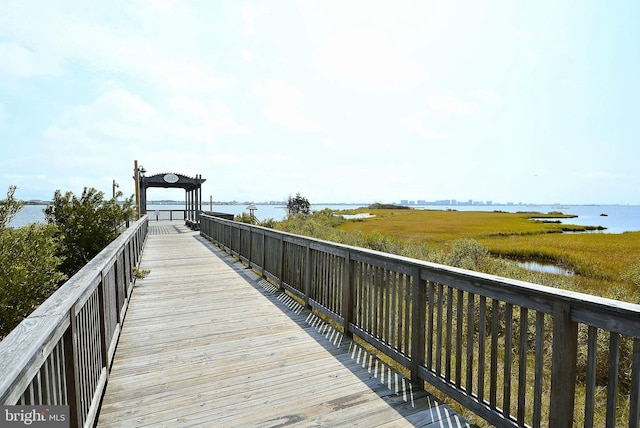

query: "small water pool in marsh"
xmin=516 ymin=260 xmax=574 ymax=276
xmin=341 ymin=213 xmax=376 ymax=219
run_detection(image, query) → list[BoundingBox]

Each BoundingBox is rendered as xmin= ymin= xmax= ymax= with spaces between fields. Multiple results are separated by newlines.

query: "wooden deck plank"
xmin=97 ymin=222 xmax=476 ymax=427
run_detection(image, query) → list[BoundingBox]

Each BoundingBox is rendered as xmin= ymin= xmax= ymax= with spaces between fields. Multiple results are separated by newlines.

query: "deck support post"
xmin=260 ymin=232 xmax=266 ymax=278
xmin=342 ymin=251 xmax=354 ymax=337
xmin=64 ymin=312 xmax=81 ymax=428
xmin=304 ymin=242 xmax=312 ymax=308
xmin=410 ymin=266 xmax=426 ymax=385
xmin=98 ymin=273 xmax=110 ymax=370
xmin=549 ymin=301 xmax=578 ymax=428
xmin=279 ymin=235 xmax=284 ymax=288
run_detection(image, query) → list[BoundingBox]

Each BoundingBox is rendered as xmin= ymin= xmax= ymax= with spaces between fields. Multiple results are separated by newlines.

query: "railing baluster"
xmin=395 ymin=270 xmax=402 ymax=352
xmin=585 ymin=326 xmax=598 ymax=428
xmin=426 ymin=280 xmax=435 ymax=370
xmin=490 ymin=298 xmax=499 ymax=409
xmin=533 ymin=311 xmax=545 ymax=428
xmin=455 ymin=288 xmax=463 ymax=388
xmin=404 ymin=273 xmax=411 ymax=356
xmin=373 ymin=265 xmax=380 ymax=338
xmin=364 ymin=263 xmax=371 ymax=333
xmin=466 ymin=292 xmax=475 ymax=394
xmin=517 ymin=306 xmax=528 ymax=426
xmin=445 ymin=286 xmax=453 ymax=382
xmin=384 ymin=269 xmax=391 ymax=345
xmin=390 ymin=271 xmax=397 ymax=349
xmin=630 ymin=338 xmax=640 ymax=428
xmin=436 ymin=283 xmax=444 ymax=375
xmin=503 ymin=302 xmax=513 ymax=419
xmin=478 ymin=295 xmax=487 ymax=404
xmin=606 ymin=332 xmax=620 ymax=427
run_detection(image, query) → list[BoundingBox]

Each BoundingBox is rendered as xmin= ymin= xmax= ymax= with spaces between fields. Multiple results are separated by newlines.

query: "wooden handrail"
xmin=0 ymin=216 xmax=148 ymax=428
xmin=201 ymin=214 xmax=640 ymax=428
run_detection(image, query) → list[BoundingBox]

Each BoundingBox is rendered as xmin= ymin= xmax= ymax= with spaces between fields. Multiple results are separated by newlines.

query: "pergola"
xmin=138 ymin=172 xmax=206 ymax=227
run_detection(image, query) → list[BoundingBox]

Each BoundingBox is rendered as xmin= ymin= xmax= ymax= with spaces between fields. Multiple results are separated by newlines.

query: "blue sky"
xmin=1 ymin=1 xmax=639 ymax=204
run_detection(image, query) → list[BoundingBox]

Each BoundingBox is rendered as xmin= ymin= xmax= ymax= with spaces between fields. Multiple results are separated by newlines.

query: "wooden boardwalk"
xmin=97 ymin=221 xmax=476 ymax=427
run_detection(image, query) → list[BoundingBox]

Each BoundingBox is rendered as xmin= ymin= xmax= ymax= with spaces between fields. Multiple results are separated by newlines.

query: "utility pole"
xmin=112 ymin=179 xmax=119 ymax=200
xmin=134 ymin=160 xmax=140 ymax=219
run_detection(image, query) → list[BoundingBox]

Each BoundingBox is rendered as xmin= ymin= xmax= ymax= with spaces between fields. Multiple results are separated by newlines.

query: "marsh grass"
xmin=273 ymin=208 xmax=640 ymax=426
xmin=334 ymin=208 xmax=640 ymax=302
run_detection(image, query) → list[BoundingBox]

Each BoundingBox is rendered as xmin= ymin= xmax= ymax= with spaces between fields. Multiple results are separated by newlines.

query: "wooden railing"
xmin=201 ymin=214 xmax=640 ymax=428
xmin=0 ymin=216 xmax=148 ymax=428
xmin=148 ymin=209 xmax=185 ymax=221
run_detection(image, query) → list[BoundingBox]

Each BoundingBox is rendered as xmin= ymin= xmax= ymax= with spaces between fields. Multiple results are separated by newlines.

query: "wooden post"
xmin=549 ymin=301 xmax=578 ymax=427
xmin=261 ymin=232 xmax=266 ymax=278
xmin=279 ymin=235 xmax=284 ymax=288
xmin=64 ymin=313 xmax=81 ymax=428
xmin=248 ymin=227 xmax=253 ymax=268
xmin=630 ymin=338 xmax=640 ymax=427
xmin=342 ymin=250 xmax=354 ymax=336
xmin=410 ymin=266 xmax=426 ymax=384
xmin=304 ymin=242 xmax=311 ymax=308
xmin=97 ymin=273 xmax=109 ymax=370
xmin=134 ymin=160 xmax=140 ymax=219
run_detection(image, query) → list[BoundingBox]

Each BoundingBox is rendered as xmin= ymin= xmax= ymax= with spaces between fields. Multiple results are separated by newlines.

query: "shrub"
xmin=44 ymin=187 xmax=135 ymax=277
xmin=0 ymin=187 xmax=66 ymax=339
xmin=445 ymin=238 xmax=490 ymax=271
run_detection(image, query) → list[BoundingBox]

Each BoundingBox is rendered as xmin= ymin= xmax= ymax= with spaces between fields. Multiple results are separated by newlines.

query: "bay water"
xmin=9 ymin=203 xmax=640 ymax=234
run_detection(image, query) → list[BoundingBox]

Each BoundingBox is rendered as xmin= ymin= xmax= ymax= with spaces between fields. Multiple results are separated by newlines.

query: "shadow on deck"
xmin=97 ymin=222 xmax=476 ymax=427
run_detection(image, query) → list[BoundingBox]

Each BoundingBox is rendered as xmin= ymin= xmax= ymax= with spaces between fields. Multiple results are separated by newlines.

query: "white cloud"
xmin=0 ymin=2 xmax=231 ymax=93
xmin=38 ymin=89 xmax=162 ymax=174
xmin=240 ymin=50 xmax=256 ymax=63
xmin=57 ymin=89 xmax=156 ymax=128
xmin=322 ymin=139 xmax=338 ymax=149
xmin=304 ymin=1 xmax=432 ymax=94
xmin=476 ymin=89 xmax=499 ymax=103
xmin=168 ymin=96 xmax=252 ymax=135
xmin=254 ymin=80 xmax=322 ymax=132
xmin=0 ymin=42 xmax=64 ymax=77
xmin=242 ymin=3 xmax=268 ymax=36
xmin=428 ymin=95 xmax=473 ymax=115
xmin=311 ymin=41 xmax=425 ymax=94
xmin=38 ymin=89 xmax=251 ymax=178
xmin=402 ymin=117 xmax=448 ymax=140
xmin=143 ymin=0 xmax=180 ymax=14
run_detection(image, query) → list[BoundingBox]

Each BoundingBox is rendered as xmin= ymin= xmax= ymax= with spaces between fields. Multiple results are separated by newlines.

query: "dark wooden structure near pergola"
xmin=138 ymin=172 xmax=206 ymax=229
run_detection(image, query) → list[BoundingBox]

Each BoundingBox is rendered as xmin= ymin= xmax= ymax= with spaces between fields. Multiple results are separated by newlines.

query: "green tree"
xmin=0 ymin=187 xmax=66 ymax=339
xmin=286 ymin=193 xmax=311 ymax=216
xmin=0 ymin=185 xmax=24 ymax=228
xmin=234 ymin=212 xmax=277 ymax=228
xmin=234 ymin=212 xmax=259 ymax=225
xmin=44 ymin=187 xmax=135 ymax=277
